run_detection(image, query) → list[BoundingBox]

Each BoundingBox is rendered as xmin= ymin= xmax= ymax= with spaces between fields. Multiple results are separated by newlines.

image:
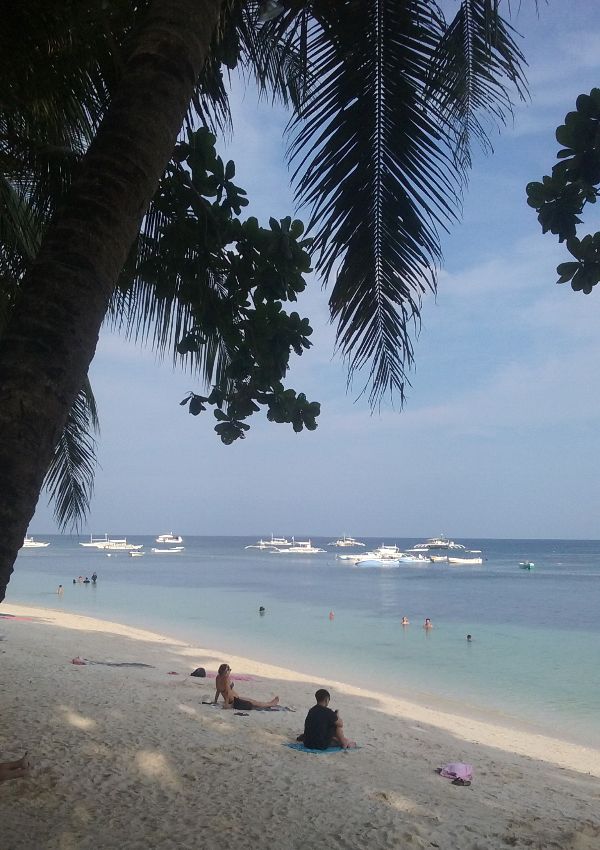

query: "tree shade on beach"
xmin=0 ymin=1 xmax=528 ymax=602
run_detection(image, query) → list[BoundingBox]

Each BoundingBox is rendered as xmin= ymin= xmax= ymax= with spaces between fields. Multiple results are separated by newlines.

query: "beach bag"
xmin=191 ymin=667 xmax=206 ymax=678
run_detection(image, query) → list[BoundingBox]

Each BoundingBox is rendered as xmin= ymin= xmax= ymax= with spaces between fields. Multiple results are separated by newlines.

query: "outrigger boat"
xmin=245 ymin=535 xmax=292 ymax=549
xmin=272 ymin=539 xmax=325 ymax=553
xmin=328 ymin=536 xmax=366 ymax=548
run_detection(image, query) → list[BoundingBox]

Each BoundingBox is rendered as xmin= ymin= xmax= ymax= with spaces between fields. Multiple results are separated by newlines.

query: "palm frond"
xmin=44 ymin=379 xmax=100 ymax=531
xmin=274 ymin=0 xmax=527 ymax=405
xmin=426 ymin=0 xmax=528 ymax=169
xmin=284 ymin=1 xmax=457 ymax=404
xmin=237 ymin=2 xmax=313 ymax=110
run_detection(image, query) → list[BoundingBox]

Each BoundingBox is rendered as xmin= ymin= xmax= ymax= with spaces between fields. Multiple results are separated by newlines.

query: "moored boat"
xmin=156 ymin=533 xmax=183 ymax=544
xmin=245 ymin=535 xmax=292 ymax=549
xmin=354 ymin=558 xmax=399 ymax=568
xmin=519 ymin=561 xmax=535 ymax=570
xmin=328 ymin=536 xmax=365 ymax=547
xmin=79 ymin=535 xmax=143 ymax=551
xmin=408 ymin=536 xmax=467 ymax=552
xmin=447 ymin=556 xmax=483 ymax=565
xmin=151 ymin=546 xmax=185 ymax=553
xmin=21 ymin=536 xmax=50 ymax=548
xmin=397 ymin=553 xmax=431 ymax=564
xmin=354 ymin=544 xmax=403 ymax=562
xmin=272 ymin=539 xmax=325 ymax=553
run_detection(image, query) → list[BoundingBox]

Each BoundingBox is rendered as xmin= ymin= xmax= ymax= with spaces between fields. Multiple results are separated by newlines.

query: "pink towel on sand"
xmin=440 ymin=763 xmax=473 ymax=781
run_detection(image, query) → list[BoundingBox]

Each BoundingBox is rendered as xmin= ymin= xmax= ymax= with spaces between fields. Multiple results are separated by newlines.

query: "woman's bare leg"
xmin=240 ymin=695 xmax=280 ymax=708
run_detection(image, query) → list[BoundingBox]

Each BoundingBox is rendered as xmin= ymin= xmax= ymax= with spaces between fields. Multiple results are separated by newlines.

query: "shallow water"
xmin=7 ymin=535 xmax=600 ymax=747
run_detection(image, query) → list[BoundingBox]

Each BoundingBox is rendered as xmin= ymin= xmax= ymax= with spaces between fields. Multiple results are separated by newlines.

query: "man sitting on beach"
xmin=301 ymin=689 xmax=356 ymax=749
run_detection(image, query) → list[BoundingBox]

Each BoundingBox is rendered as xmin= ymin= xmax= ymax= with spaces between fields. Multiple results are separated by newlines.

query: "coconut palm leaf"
xmin=426 ymin=0 xmax=528 ymax=169
xmin=44 ymin=378 xmax=100 ymax=531
xmin=260 ymin=0 xmax=527 ymax=404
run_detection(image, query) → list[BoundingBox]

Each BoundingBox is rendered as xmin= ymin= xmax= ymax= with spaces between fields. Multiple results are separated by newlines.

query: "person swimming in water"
xmin=423 ymin=618 xmax=433 ymax=629
xmin=401 ymin=616 xmax=409 ymax=625
xmin=214 ymin=663 xmax=279 ymax=711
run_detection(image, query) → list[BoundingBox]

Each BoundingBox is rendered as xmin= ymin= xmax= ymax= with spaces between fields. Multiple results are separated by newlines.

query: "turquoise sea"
xmin=5 ymin=536 xmax=600 ymax=748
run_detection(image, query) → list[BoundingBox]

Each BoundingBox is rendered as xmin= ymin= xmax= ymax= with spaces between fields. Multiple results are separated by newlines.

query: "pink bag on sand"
xmin=439 ymin=762 xmax=473 ymax=781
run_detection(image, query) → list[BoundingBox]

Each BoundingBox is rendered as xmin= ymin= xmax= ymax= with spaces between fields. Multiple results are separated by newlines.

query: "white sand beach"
xmin=1 ymin=603 xmax=599 ymax=850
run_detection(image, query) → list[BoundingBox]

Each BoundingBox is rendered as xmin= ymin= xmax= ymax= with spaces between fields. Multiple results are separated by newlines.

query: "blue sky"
xmin=32 ymin=1 xmax=600 ymax=539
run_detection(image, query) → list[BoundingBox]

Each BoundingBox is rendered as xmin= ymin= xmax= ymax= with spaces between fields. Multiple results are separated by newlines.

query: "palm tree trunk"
xmin=0 ymin=0 xmax=224 ymax=602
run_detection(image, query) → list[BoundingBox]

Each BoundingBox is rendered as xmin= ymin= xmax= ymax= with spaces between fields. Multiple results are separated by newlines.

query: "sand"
xmin=1 ymin=603 xmax=599 ymax=850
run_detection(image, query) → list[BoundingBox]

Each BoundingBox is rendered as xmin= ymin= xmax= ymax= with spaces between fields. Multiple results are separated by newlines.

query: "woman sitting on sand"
xmin=0 ymin=754 xmax=29 ymax=782
xmin=214 ymin=663 xmax=279 ymax=711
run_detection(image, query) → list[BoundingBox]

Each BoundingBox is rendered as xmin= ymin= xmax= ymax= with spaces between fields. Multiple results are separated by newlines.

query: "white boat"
xmin=354 ymin=544 xmax=403 ymax=562
xmin=328 ymin=536 xmax=366 ymax=548
xmin=272 ymin=539 xmax=325 ymax=554
xmin=79 ymin=534 xmax=112 ymax=548
xmin=397 ymin=554 xmax=431 ymax=564
xmin=409 ymin=536 xmax=467 ymax=552
xmin=79 ymin=535 xmax=143 ymax=551
xmin=129 ymin=551 xmax=145 ymax=558
xmin=447 ymin=556 xmax=483 ymax=565
xmin=151 ymin=546 xmax=185 ymax=553
xmin=155 ymin=533 xmax=183 ymax=544
xmin=354 ymin=558 xmax=399 ymax=568
xmin=21 ymin=536 xmax=50 ymax=548
xmin=245 ymin=535 xmax=292 ymax=549
xmin=352 ymin=543 xmax=404 ymax=564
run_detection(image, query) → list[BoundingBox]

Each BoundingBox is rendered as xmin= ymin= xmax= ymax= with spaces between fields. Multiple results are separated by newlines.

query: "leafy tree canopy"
xmin=526 ymin=88 xmax=600 ymax=294
xmin=127 ymin=127 xmax=320 ymax=443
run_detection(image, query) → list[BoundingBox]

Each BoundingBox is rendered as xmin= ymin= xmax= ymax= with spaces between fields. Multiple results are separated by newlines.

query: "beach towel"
xmin=439 ymin=763 xmax=473 ymax=781
xmin=285 ymin=742 xmax=360 ymax=754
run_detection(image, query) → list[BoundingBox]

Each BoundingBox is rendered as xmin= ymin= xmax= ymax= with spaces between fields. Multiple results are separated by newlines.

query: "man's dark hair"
xmin=315 ymin=688 xmax=330 ymax=703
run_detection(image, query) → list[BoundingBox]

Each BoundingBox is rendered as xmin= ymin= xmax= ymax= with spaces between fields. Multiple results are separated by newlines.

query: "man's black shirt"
xmin=303 ymin=703 xmax=337 ymax=749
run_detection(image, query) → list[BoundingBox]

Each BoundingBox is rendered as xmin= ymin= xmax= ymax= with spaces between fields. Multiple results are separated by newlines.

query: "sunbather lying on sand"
xmin=214 ymin=663 xmax=279 ymax=710
xmin=0 ymin=754 xmax=29 ymax=782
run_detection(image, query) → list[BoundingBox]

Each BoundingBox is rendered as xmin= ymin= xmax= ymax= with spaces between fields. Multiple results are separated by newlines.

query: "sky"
xmin=31 ymin=0 xmax=600 ymax=539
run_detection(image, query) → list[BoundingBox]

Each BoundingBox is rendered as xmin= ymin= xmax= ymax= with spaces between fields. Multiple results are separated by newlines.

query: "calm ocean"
xmin=6 ymin=536 xmax=600 ymax=747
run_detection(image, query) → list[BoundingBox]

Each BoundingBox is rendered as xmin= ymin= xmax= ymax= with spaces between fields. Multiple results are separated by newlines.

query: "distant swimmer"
xmin=401 ymin=616 xmax=409 ymax=626
xmin=328 ymin=611 xmax=335 ymax=620
xmin=91 ymin=572 xmax=98 ymax=583
xmin=466 ymin=634 xmax=472 ymax=642
xmin=83 ymin=577 xmax=90 ymax=584
xmin=259 ymin=606 xmax=265 ymax=615
xmin=423 ymin=618 xmax=433 ymax=629
xmin=56 ymin=585 xmax=64 ymax=595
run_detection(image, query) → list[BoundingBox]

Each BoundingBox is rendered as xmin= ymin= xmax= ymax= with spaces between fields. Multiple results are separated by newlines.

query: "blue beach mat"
xmin=285 ymin=742 xmax=360 ymax=754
